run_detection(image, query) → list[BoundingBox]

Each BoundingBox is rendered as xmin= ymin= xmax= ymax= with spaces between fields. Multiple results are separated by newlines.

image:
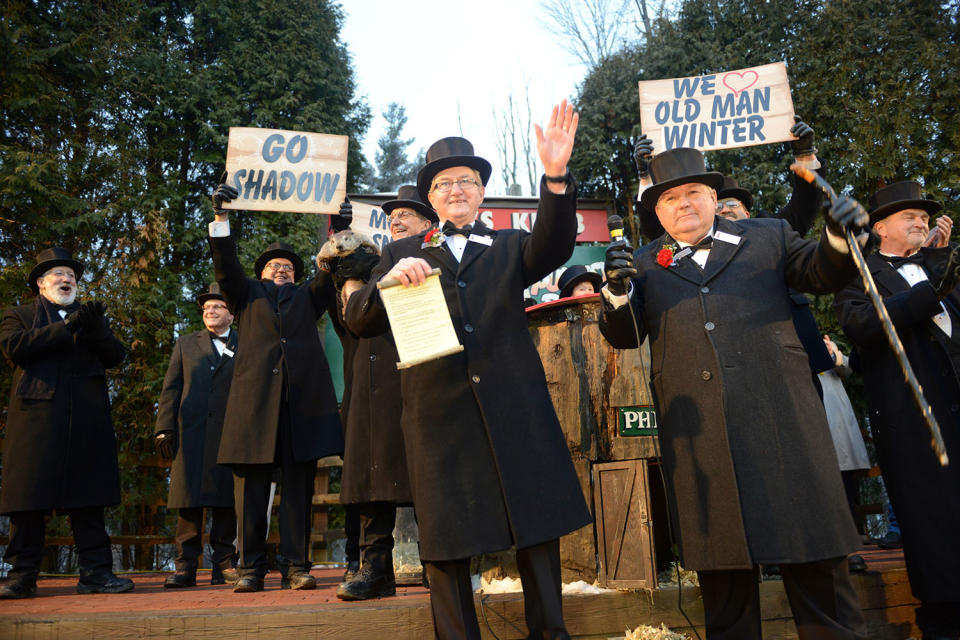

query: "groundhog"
xmin=317 ymin=230 xmax=379 ymax=262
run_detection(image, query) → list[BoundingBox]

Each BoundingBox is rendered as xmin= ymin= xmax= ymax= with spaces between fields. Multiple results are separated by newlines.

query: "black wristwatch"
xmin=544 ymin=171 xmax=571 ymax=184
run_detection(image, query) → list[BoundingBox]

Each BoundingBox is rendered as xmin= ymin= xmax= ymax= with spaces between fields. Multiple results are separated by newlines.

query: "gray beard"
xmin=43 ymin=288 xmax=76 ymax=306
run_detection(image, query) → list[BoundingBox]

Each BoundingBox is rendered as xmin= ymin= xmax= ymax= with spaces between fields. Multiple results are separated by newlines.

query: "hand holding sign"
xmin=633 ymin=134 xmax=654 ymax=178
xmin=212 ymin=172 xmax=239 ymax=222
xmin=789 ymin=116 xmax=817 ymax=157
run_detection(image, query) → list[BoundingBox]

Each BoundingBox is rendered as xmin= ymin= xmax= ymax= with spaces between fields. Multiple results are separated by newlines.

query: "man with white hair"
xmin=0 ymin=247 xmax=132 ymax=598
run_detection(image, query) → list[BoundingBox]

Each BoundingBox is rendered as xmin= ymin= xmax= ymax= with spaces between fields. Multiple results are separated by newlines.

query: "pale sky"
xmin=340 ymin=0 xmax=589 ymax=195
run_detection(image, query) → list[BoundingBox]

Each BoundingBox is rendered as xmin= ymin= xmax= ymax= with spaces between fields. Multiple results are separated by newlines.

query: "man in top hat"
xmin=344 ymin=101 xmax=592 ymax=639
xmin=154 ymin=283 xmax=240 ymax=587
xmin=332 ymin=184 xmax=436 ymax=601
xmin=835 ymin=181 xmax=960 ymax=640
xmin=0 ymin=248 xmax=133 ymax=598
xmin=556 ymin=264 xmax=602 ymax=299
xmin=205 ymin=182 xmax=344 ymax=593
xmin=600 ymin=147 xmax=871 ymax=639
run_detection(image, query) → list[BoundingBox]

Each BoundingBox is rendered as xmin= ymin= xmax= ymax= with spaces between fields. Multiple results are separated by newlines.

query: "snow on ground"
xmin=471 ymin=575 xmax=614 ymax=595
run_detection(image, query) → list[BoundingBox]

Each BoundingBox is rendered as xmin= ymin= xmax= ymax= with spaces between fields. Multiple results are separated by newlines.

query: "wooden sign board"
xmin=222 ymin=127 xmax=348 ymax=214
xmin=638 ymin=62 xmax=795 ymax=152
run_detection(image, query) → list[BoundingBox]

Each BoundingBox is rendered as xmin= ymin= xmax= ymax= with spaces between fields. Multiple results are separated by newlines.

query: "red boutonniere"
xmin=422 ymin=228 xmax=445 ymax=249
xmin=657 ymin=243 xmax=678 ymax=268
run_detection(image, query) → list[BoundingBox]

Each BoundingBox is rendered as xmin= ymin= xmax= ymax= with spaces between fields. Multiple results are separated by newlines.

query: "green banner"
xmin=618 ymin=406 xmax=659 ymax=436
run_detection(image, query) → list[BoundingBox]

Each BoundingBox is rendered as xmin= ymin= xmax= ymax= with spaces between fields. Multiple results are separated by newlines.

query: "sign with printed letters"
xmin=638 ymin=62 xmax=795 ymax=152
xmin=618 ymin=406 xmax=659 ymax=436
xmin=222 ymin=127 xmax=347 ymax=214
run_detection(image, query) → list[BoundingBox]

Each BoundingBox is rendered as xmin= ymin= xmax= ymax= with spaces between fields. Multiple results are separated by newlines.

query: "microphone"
xmin=607 ymin=214 xmax=625 ymax=245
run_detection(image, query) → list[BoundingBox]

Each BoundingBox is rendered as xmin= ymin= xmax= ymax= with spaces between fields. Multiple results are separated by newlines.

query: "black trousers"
xmin=424 ymin=538 xmax=569 ymax=640
xmin=358 ymin=501 xmax=397 ymax=572
xmin=5 ymin=507 xmax=113 ymax=580
xmin=232 ymin=404 xmax=315 ymax=578
xmin=344 ymin=503 xmax=360 ymax=564
xmin=698 ymin=557 xmax=867 ymax=639
xmin=174 ymin=506 xmax=237 ymax=573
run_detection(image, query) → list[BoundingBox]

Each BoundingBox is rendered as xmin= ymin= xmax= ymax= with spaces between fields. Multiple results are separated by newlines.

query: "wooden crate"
xmin=593 ymin=459 xmax=657 ymax=589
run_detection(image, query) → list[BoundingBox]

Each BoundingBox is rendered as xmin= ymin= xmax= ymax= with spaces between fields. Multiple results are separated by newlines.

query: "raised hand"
xmin=790 ymin=115 xmax=817 ymax=157
xmin=534 ymin=99 xmax=579 ymax=178
xmin=633 ymin=134 xmax=654 ymax=178
xmin=212 ymin=171 xmax=239 ymax=221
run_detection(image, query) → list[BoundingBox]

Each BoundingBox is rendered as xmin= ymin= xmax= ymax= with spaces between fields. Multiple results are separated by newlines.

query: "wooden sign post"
xmin=638 ymin=62 xmax=796 ymax=152
xmin=222 ymin=127 xmax=348 ymax=214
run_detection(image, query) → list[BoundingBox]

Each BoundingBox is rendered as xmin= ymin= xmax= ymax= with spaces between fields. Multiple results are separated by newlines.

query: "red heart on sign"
xmin=722 ymin=70 xmax=759 ymax=97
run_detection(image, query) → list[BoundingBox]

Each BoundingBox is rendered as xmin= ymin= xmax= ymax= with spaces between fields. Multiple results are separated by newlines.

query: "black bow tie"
xmin=690 ymin=236 xmax=713 ymax=251
xmin=442 ymin=222 xmax=473 ymax=236
xmin=210 ymin=332 xmax=228 ymax=343
xmin=882 ymin=252 xmax=924 ymax=269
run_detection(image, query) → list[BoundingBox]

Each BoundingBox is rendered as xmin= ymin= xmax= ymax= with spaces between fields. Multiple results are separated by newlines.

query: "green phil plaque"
xmin=618 ymin=406 xmax=659 ymax=436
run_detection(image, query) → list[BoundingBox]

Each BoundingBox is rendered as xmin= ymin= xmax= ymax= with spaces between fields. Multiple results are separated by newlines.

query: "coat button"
xmin=705 ymin=321 xmax=715 ymax=331
xmin=458 ymin=280 xmax=467 ymax=288
xmin=464 ymin=324 xmax=474 ymax=333
xmin=272 ymin=368 xmax=279 ymax=374
xmin=471 ymin=375 xmax=480 ymax=383
xmin=701 ymin=370 xmax=712 ymax=380
xmin=700 ymin=286 xmax=709 ymax=293
xmin=281 ymin=338 xmax=287 ymax=344
xmin=370 ymin=354 xmax=377 ymax=361
xmin=210 ymin=365 xmax=215 ymax=371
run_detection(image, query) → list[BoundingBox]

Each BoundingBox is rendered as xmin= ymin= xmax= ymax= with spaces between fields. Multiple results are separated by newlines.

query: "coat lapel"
xmin=419 ymin=229 xmax=459 ymax=275
xmin=869 ymin=254 xmax=911 ymax=296
xmin=213 ymin=328 xmax=237 ymax=372
xmin=700 ymin=218 xmax=746 ymax=285
xmin=457 ymin=221 xmax=494 ymax=275
xmin=197 ymin=330 xmax=219 ymax=369
xmin=644 ymin=235 xmax=705 ymax=286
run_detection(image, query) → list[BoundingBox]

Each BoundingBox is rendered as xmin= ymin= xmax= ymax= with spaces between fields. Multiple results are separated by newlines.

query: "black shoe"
xmin=848 ymin=554 xmax=867 ymax=573
xmin=281 ymin=570 xmax=316 ymax=590
xmin=0 ymin=576 xmax=37 ymax=599
xmin=336 ymin=565 xmax=396 ymax=601
xmin=212 ymin=566 xmax=239 ymax=585
xmin=878 ymin=530 xmax=902 ymax=549
xmin=343 ymin=560 xmax=360 ymax=581
xmin=233 ymin=574 xmax=264 ymax=592
xmin=761 ymin=564 xmax=781 ymax=577
xmin=77 ymin=571 xmax=134 ymax=594
xmin=164 ymin=571 xmax=197 ymax=588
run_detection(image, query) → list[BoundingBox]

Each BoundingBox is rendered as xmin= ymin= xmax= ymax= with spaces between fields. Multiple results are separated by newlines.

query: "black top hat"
xmin=254 ymin=241 xmax=304 ymax=282
xmin=416 ymin=137 xmax=492 ymax=201
xmin=869 ymin=180 xmax=942 ymax=225
xmin=382 ymin=185 xmax=439 ymax=224
xmin=717 ymin=176 xmax=753 ymax=211
xmin=557 ymin=265 xmax=603 ymax=299
xmin=197 ymin=282 xmax=226 ymax=306
xmin=639 ymin=148 xmax=724 ymax=212
xmin=28 ymin=247 xmax=84 ymax=294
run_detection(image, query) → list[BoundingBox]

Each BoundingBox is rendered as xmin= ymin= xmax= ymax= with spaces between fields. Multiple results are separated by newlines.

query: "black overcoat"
xmin=339 ymin=331 xmax=412 ymax=504
xmin=344 ymin=177 xmax=592 ymax=562
xmin=209 ymin=233 xmax=343 ymax=465
xmin=600 ymin=217 xmax=862 ymax=570
xmin=835 ymin=246 xmax=960 ymax=602
xmin=0 ymin=299 xmax=124 ymax=514
xmin=155 ymin=329 xmax=237 ymax=508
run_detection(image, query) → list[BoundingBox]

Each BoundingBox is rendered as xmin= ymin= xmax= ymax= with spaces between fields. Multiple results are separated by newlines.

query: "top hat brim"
xmin=28 ymin=258 xmax=84 ymax=294
xmin=197 ymin=291 xmax=226 ymax=306
xmin=417 ymin=156 xmax=493 ymax=202
xmin=560 ymin=271 xmax=603 ymax=299
xmin=254 ymin=248 xmax=304 ymax=282
xmin=717 ymin=187 xmax=753 ymax=212
xmin=382 ymin=199 xmax=439 ymax=224
xmin=869 ymin=198 xmax=942 ymax=226
xmin=640 ymin=172 xmax=725 ymax=212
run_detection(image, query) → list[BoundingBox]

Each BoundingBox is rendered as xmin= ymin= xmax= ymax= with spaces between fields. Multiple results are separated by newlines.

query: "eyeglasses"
xmin=45 ymin=269 xmax=76 ymax=280
xmin=718 ymin=199 xmax=743 ymax=209
xmin=203 ymin=303 xmax=229 ymax=312
xmin=265 ymin=262 xmax=295 ymax=273
xmin=389 ymin=210 xmax=421 ymax=223
xmin=431 ymin=178 xmax=481 ymax=194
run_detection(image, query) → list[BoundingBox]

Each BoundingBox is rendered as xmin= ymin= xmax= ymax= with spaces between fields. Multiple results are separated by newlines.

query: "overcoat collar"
xmin=646 ymin=217 xmax=745 ymax=285
xmin=199 ymin=327 xmax=236 ymax=371
xmin=457 ymin=220 xmax=495 ymax=275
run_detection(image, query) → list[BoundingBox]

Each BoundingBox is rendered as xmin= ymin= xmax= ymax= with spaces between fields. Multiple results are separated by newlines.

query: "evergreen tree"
xmin=372 ymin=102 xmax=418 ymax=192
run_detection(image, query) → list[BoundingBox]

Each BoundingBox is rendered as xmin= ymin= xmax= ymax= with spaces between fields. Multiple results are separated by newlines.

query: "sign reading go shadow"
xmin=221 ymin=127 xmax=347 ymax=214
xmin=638 ymin=62 xmax=795 ymax=152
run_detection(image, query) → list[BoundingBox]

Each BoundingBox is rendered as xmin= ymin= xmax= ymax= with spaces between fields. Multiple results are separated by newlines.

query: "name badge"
xmin=222 ymin=347 xmax=235 ymax=358
xmin=673 ymin=247 xmax=692 ymax=261
xmin=714 ymin=231 xmax=741 ymax=245
xmin=468 ymin=234 xmax=493 ymax=246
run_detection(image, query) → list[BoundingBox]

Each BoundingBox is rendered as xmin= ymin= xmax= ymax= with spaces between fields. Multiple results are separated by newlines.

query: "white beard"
xmin=42 ymin=286 xmax=76 ymax=306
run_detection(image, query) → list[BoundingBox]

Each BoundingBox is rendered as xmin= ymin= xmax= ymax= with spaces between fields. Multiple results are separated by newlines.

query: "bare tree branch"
xmin=539 ymin=0 xmax=635 ymax=68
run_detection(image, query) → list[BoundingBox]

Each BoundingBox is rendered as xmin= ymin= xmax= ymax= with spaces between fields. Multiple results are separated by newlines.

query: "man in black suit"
xmin=600 ymin=148 xmax=870 ymax=639
xmin=0 ymin=248 xmax=133 ymax=598
xmin=835 ymin=181 xmax=960 ymax=640
xmin=205 ymin=188 xmax=344 ymax=593
xmin=344 ymin=101 xmax=592 ymax=639
xmin=155 ymin=283 xmax=239 ymax=587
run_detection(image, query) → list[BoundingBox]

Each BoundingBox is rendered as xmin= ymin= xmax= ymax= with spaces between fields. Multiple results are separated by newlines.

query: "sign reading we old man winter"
xmin=638 ymin=62 xmax=796 ymax=152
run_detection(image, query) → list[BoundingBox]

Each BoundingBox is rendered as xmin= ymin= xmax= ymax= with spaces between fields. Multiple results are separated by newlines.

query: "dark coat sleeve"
xmin=520 ymin=176 xmax=579 ymax=285
xmin=342 ymin=243 xmax=395 ymax=339
xmin=305 ymin=268 xmax=336 ymax=319
xmin=783 ymin=223 xmax=859 ymax=295
xmin=773 ymin=170 xmax=822 ymax=237
xmin=0 ymin=306 xmax=74 ymax=365
xmin=599 ymin=292 xmax=648 ymax=349
xmin=208 ymin=232 xmax=250 ymax=313
xmin=836 ymin=278 xmax=943 ymax=348
xmin=76 ymin=315 xmax=125 ymax=368
xmin=155 ymin=338 xmax=184 ymax=435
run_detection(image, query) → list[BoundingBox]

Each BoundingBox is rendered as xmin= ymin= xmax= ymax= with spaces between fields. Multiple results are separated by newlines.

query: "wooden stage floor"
xmin=0 ymin=546 xmax=922 ymax=640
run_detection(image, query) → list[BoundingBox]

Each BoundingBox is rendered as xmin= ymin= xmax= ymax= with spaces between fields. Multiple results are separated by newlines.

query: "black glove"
xmin=790 ymin=115 xmax=817 ymax=156
xmin=824 ymin=195 xmax=869 ymax=238
xmin=63 ymin=309 xmax=84 ymax=333
xmin=212 ymin=171 xmax=239 ymax=212
xmin=155 ymin=431 xmax=177 ymax=460
xmin=331 ymin=197 xmax=353 ymax=232
xmin=333 ymin=249 xmax=381 ymax=290
xmin=633 ymin=134 xmax=654 ymax=178
xmin=604 ymin=242 xmax=637 ymax=296
xmin=935 ymin=244 xmax=960 ymax=300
